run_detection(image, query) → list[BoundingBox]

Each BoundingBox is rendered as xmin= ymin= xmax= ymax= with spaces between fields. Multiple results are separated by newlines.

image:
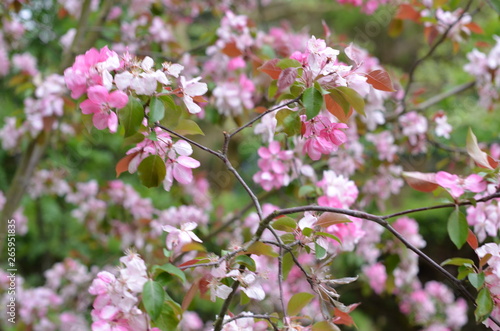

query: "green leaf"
xmin=276 ymin=109 xmax=301 ymax=136
xmin=475 ymin=288 xmax=494 ymax=323
xmin=138 ymin=155 xmax=166 ymax=188
xmin=174 ymin=119 xmax=204 ymax=136
xmin=143 ymin=280 xmax=165 ymax=321
xmin=332 ymin=86 xmax=365 ymax=116
xmin=468 ymin=272 xmax=485 ymax=289
xmin=277 ymin=58 xmax=302 ymax=69
xmin=457 ymin=265 xmax=474 ymax=280
xmin=302 ymin=87 xmax=323 ymax=120
xmin=312 ymin=321 xmax=340 ymax=331
xmin=441 ymin=257 xmax=474 ymax=267
xmin=159 ymin=95 xmax=183 ymax=128
xmin=315 ymin=242 xmax=327 ymax=259
xmin=240 ymin=289 xmax=250 ymax=305
xmin=282 ymin=252 xmax=294 ymax=280
xmin=234 ymin=255 xmax=257 ymax=272
xmin=447 ymin=209 xmax=468 ymax=249
xmin=152 ymin=301 xmax=181 ymax=330
xmin=246 ymin=242 xmax=278 ymax=257
xmin=268 ymin=80 xmax=278 ymax=99
xmin=328 ymin=89 xmax=350 ymax=116
xmin=316 ymin=231 xmax=341 ymax=244
xmin=119 ymin=97 xmax=144 ymax=137
xmin=271 ymin=217 xmax=297 ymax=232
xmin=149 ymin=97 xmax=166 ymax=124
xmin=298 ymin=185 xmax=316 ymax=198
xmin=154 ymin=264 xmax=186 ymax=283
xmin=287 ymin=292 xmax=316 ymax=316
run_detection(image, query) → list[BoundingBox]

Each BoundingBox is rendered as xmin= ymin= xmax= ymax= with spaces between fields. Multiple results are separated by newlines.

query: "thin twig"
xmin=229 ymin=97 xmax=301 ymax=138
xmin=381 ymin=192 xmax=500 ymax=220
xmin=402 ymin=0 xmax=474 ymax=110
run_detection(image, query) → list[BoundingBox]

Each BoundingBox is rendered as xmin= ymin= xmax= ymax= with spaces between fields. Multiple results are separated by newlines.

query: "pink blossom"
xmin=466 ymin=203 xmax=500 ymax=242
xmin=317 ymin=170 xmax=358 ymax=208
xmin=213 ymin=74 xmax=255 ymax=117
xmin=64 ymin=46 xmax=120 ymax=98
xmin=163 ymin=222 xmax=202 ymax=250
xmin=301 ymin=115 xmax=348 ymax=160
xmin=179 ymin=76 xmax=208 ymax=114
xmin=12 ymin=52 xmax=38 ymax=76
xmin=435 ymin=171 xmax=486 ymax=198
xmin=80 ymin=85 xmax=128 ymax=132
xmin=164 ymin=156 xmax=201 ymax=191
xmin=363 ymin=263 xmax=387 ymax=294
xmin=253 ymin=141 xmax=293 ymax=191
xmin=434 ymin=113 xmax=452 ymax=139
xmin=366 ymin=131 xmax=398 ymax=162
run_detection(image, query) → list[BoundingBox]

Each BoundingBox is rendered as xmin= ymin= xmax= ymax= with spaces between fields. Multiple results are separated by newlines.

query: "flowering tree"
xmin=1 ymin=0 xmax=500 ymax=330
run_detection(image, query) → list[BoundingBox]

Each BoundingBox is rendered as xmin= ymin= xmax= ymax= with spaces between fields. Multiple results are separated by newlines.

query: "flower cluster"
xmin=464 ymin=36 xmax=500 ymax=110
xmin=399 ymin=281 xmax=468 ymax=330
xmin=253 ymin=141 xmax=294 ymax=191
xmin=126 ymin=127 xmax=200 ymax=191
xmin=88 ymin=251 xmax=155 ymax=331
xmin=301 ymin=115 xmax=348 ymax=161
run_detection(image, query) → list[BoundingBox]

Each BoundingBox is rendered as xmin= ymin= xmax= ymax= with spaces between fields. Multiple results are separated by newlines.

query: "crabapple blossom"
xmin=399 ymin=111 xmax=428 ymax=147
xmin=466 ymin=202 xmax=500 ymax=242
xmin=433 ymin=113 xmax=452 ymax=139
xmin=253 ymin=140 xmax=293 ymax=191
xmin=301 ymin=115 xmax=348 ymax=161
xmin=363 ymin=263 xmax=387 ymax=295
xmin=213 ymin=74 xmax=255 ymax=117
xmin=317 ymin=170 xmax=358 ymax=208
xmin=80 ymin=85 xmax=128 ymax=132
xmin=163 ymin=222 xmax=202 ymax=251
xmin=435 ymin=171 xmax=486 ymax=198
xmin=64 ymin=46 xmax=120 ymax=98
xmin=179 ymin=76 xmax=208 ymax=114
xmin=464 ymin=36 xmax=500 ymax=109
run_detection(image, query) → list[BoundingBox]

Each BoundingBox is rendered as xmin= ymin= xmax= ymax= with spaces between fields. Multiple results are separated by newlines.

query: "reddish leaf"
xmin=479 ymin=254 xmax=492 ymax=268
xmin=402 ymin=171 xmax=439 ymax=192
xmin=277 ymin=67 xmax=298 ymax=92
xmin=467 ymin=229 xmax=479 ymax=250
xmin=322 ymin=20 xmax=331 ymax=39
xmin=366 ymin=70 xmax=396 ymax=92
xmin=221 ymin=41 xmax=243 ymax=57
xmin=465 ymin=22 xmax=483 ymax=34
xmin=324 ymin=94 xmax=352 ymax=123
xmin=424 ymin=26 xmax=440 ymax=45
xmin=395 ymin=4 xmax=420 ymax=22
xmin=116 ymin=152 xmax=138 ymax=177
xmin=192 ymin=95 xmax=207 ymax=103
xmin=254 ymin=106 xmax=267 ymax=114
xmin=181 ymin=282 xmax=199 ymax=311
xmin=258 ymin=59 xmax=282 ymax=80
xmin=333 ymin=303 xmax=360 ymax=327
xmin=198 ymin=276 xmax=211 ymax=295
xmin=316 ymin=212 xmax=351 ymax=228
xmin=466 ymin=128 xmax=497 ymax=170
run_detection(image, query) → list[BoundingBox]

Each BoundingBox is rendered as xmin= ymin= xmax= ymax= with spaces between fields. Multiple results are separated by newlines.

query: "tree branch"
xmin=401 ymin=0 xmax=474 ymax=110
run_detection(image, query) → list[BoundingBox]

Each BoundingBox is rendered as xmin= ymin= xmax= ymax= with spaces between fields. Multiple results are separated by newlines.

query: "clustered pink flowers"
xmin=126 ymin=127 xmax=200 ymax=191
xmin=253 ymin=141 xmax=294 ymax=191
xmin=88 ymin=251 xmax=157 ymax=331
xmin=301 ymin=115 xmax=348 ymax=161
